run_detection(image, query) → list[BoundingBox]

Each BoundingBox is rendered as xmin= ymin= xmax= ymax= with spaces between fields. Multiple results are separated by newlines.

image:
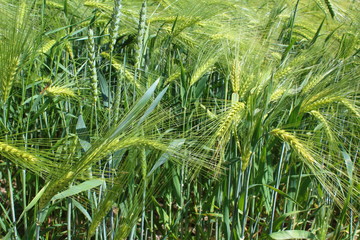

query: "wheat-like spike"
xmin=239 ymin=74 xmax=255 ymax=99
xmin=109 ymin=0 xmax=122 ymax=53
xmin=2 ymin=57 xmax=20 ymax=102
xmin=148 ymin=16 xmax=200 ymax=24
xmin=16 ymin=0 xmax=27 ymax=29
xmin=65 ymin=41 xmax=74 ymax=59
xmin=135 ymin=1 xmax=147 ymax=72
xmin=241 ymin=149 xmax=252 ymax=171
xmin=0 ymin=141 xmax=37 ymax=163
xmin=39 ymin=171 xmax=75 ymax=209
xmin=46 ymin=1 xmax=64 ymax=10
xmin=45 ymin=86 xmax=76 ymax=98
xmin=274 ymin=56 xmax=305 ymax=82
xmin=324 ymin=0 xmax=335 ymax=18
xmin=301 ymin=96 xmax=340 ymax=113
xmin=140 ymin=147 xmax=147 ymax=179
xmin=38 ymin=39 xmax=56 ymax=54
xmin=310 ymin=110 xmax=335 ymax=142
xmin=293 ymin=30 xmax=312 ymax=41
xmin=270 ymin=86 xmax=287 ymax=102
xmin=230 ymin=59 xmax=240 ymax=93
xmin=190 ymin=58 xmax=216 ymax=86
xmin=87 ymin=28 xmax=99 ymax=103
xmin=162 ymin=26 xmax=196 ymax=48
xmin=270 ymin=129 xmax=316 ymax=163
xmin=302 ymin=74 xmax=323 ymax=94
xmin=313 ymin=0 xmax=326 ymax=11
xmin=164 ymin=71 xmax=181 ymax=85
xmin=84 ymin=1 xmax=113 ymax=12
xmin=216 ymin=102 xmax=245 ymax=139
xmin=340 ymin=98 xmax=360 ymax=120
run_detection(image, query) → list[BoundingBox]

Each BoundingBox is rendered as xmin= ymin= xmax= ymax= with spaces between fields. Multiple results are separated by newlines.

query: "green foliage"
xmin=0 ymin=0 xmax=359 ymax=239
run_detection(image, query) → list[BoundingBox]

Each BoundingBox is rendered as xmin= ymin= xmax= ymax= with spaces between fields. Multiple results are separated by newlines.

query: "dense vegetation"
xmin=0 ymin=0 xmax=359 ymax=239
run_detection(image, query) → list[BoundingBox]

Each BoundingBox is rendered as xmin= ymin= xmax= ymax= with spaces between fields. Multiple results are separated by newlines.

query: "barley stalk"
xmin=38 ymin=39 xmax=56 ymax=54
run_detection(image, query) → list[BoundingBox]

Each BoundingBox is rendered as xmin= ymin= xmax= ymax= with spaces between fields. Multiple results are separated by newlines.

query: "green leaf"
xmin=137 ymin=83 xmax=168 ymax=126
xmin=76 ymin=114 xmax=91 ymax=151
xmin=72 ymin=199 xmax=92 ymax=222
xmin=18 ymin=183 xmax=49 ymax=221
xmin=269 ymin=230 xmax=316 ymax=239
xmin=110 ymin=79 xmax=160 ymax=138
xmin=51 ymin=179 xmax=104 ymax=201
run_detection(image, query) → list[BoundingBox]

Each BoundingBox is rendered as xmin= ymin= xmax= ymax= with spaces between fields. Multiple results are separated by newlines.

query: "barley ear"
xmin=190 ymin=58 xmax=216 ymax=86
xmin=135 ymin=1 xmax=147 ymax=73
xmin=109 ymin=0 xmax=122 ymax=53
xmin=45 ymin=86 xmax=77 ymax=99
xmin=324 ymin=0 xmax=335 ymax=18
xmin=1 ymin=57 xmax=20 ymax=102
xmin=230 ymin=59 xmax=240 ymax=93
xmin=87 ymin=28 xmax=99 ymax=103
xmin=39 ymin=171 xmax=75 ymax=210
xmin=270 ymin=129 xmax=316 ymax=164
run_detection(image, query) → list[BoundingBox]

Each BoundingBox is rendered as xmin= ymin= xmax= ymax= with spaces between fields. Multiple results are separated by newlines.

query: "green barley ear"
xmin=109 ymin=0 xmax=122 ymax=53
xmin=340 ymin=98 xmax=360 ymax=120
xmin=190 ymin=57 xmax=217 ymax=87
xmin=241 ymin=149 xmax=252 ymax=172
xmin=0 ymin=141 xmax=38 ymax=165
xmin=38 ymin=39 xmax=57 ymax=54
xmin=84 ymin=1 xmax=113 ymax=12
xmin=324 ymin=0 xmax=335 ymax=18
xmin=230 ymin=59 xmax=241 ymax=93
xmin=44 ymin=86 xmax=77 ymax=99
xmin=135 ymin=1 xmax=147 ymax=73
xmin=1 ymin=57 xmax=20 ymax=102
xmin=216 ymin=102 xmax=245 ymax=140
xmin=300 ymin=96 xmax=340 ymax=113
xmin=270 ymin=129 xmax=316 ymax=164
xmin=310 ymin=110 xmax=335 ymax=142
xmin=39 ymin=171 xmax=76 ymax=210
xmin=87 ymin=28 xmax=99 ymax=103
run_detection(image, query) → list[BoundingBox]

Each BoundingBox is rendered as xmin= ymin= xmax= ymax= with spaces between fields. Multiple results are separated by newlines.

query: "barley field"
xmin=0 ymin=0 xmax=359 ymax=239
